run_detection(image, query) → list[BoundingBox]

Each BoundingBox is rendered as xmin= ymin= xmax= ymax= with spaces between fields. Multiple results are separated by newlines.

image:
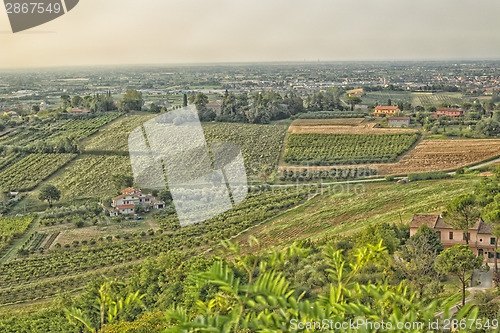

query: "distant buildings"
xmin=373 ymin=106 xmax=401 ymax=117
xmin=434 ymin=107 xmax=463 ymax=119
xmin=388 ymin=117 xmax=410 ymax=127
xmin=410 ymin=214 xmax=498 ymax=263
xmin=347 ymin=88 xmax=364 ymax=97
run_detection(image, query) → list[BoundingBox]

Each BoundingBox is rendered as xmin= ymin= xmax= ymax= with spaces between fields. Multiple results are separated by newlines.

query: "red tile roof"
xmin=388 ymin=117 xmax=410 ymax=120
xmin=121 ymin=187 xmax=138 ymax=195
xmin=116 ymin=204 xmax=135 ymax=210
xmin=206 ymin=101 xmax=222 ymax=106
xmin=374 ymin=106 xmax=399 ymax=111
xmin=411 ymin=214 xmax=487 ymax=232
xmin=410 ymin=214 xmax=439 ymax=229
xmin=436 ymin=107 xmax=459 ymax=112
xmin=436 ymin=217 xmax=482 ymax=230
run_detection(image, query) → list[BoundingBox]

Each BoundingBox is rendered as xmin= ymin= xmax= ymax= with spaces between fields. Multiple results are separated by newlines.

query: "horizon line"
xmin=2 ymin=58 xmax=500 ymax=71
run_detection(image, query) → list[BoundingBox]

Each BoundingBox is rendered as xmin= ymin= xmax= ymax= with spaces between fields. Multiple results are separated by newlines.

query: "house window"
xmin=488 ymin=252 xmax=494 ymax=259
xmin=491 ymin=237 xmax=496 ymax=245
xmin=478 ymin=249 xmax=483 ymax=256
xmin=463 ymin=233 xmax=470 ymax=241
xmin=449 ymin=232 xmax=453 ymax=240
xmin=497 ymin=252 xmax=500 ymax=259
xmin=436 ymin=231 xmax=441 ymax=239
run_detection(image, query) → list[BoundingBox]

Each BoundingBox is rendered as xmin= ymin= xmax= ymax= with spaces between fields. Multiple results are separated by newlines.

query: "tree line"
xmin=194 ymin=89 xmax=346 ymax=124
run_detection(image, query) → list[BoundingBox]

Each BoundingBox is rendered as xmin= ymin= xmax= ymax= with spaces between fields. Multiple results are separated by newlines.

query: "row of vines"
xmin=0 ymin=215 xmax=35 ymax=254
xmin=0 ymin=187 xmax=309 ymax=290
xmin=277 ymin=167 xmax=379 ymax=181
xmin=284 ymin=133 xmax=420 ymax=165
xmin=0 ymin=153 xmax=77 ymax=192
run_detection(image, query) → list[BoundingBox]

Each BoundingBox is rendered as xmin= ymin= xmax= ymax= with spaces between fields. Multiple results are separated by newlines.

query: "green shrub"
xmin=408 ymin=172 xmax=450 ymax=182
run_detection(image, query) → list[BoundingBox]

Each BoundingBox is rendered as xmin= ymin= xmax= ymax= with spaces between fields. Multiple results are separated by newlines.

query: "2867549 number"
xmin=442 ymin=319 xmax=499 ymax=330
xmin=5 ymin=2 xmax=62 ymax=14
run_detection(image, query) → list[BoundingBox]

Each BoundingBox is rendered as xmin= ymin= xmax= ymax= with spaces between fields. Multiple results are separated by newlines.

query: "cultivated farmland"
xmin=0 ymin=153 xmax=77 ymax=192
xmin=280 ymin=139 xmax=500 ymax=175
xmin=290 ymin=118 xmax=366 ymax=126
xmin=412 ymin=93 xmax=463 ymax=107
xmin=46 ymin=116 xmax=285 ymax=200
xmin=203 ymin=123 xmax=286 ymax=176
xmin=0 ymin=187 xmax=309 ymax=297
xmin=0 ymin=215 xmax=36 ymax=254
xmin=379 ymin=139 xmax=500 ymax=175
xmin=288 ymin=120 xmax=417 ymax=135
xmin=283 ymin=133 xmax=420 ymax=165
xmin=233 ymin=177 xmax=480 ymax=251
xmin=47 ymin=114 xmax=155 ymax=200
xmin=0 ymin=113 xmax=122 ymax=148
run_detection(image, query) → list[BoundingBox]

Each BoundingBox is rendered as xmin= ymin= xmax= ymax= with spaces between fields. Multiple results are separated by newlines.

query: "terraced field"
xmin=45 ymin=116 xmax=285 ymax=200
xmin=288 ymin=120 xmax=417 ymax=135
xmin=412 ymin=93 xmax=464 ymax=106
xmin=233 ymin=177 xmax=480 ymax=250
xmin=361 ymin=91 xmax=464 ymax=107
xmin=279 ymin=139 xmax=500 ymax=176
xmin=283 ymin=133 xmax=420 ymax=165
xmin=46 ymin=114 xmax=155 ymax=200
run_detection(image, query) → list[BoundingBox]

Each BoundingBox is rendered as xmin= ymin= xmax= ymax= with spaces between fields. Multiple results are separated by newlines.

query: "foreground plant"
xmin=165 ymin=239 xmax=479 ymax=332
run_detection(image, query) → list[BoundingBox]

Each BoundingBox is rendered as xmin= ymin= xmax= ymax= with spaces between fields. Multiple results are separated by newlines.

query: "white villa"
xmin=107 ymin=187 xmax=165 ymax=216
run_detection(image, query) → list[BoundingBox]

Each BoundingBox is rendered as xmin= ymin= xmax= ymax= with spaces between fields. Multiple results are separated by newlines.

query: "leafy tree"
xmin=354 ymin=223 xmax=401 ymax=254
xmin=348 ymin=96 xmax=362 ymax=111
xmin=38 ymin=185 xmax=61 ymax=208
xmin=65 ymin=278 xmax=146 ymax=332
xmin=474 ymin=119 xmax=500 ymax=137
xmin=411 ymin=224 xmax=444 ymax=254
xmin=111 ymin=174 xmax=134 ymax=191
xmin=158 ymin=189 xmax=172 ymax=204
xmin=443 ymin=194 xmax=479 ymax=244
xmin=160 ymin=240 xmax=478 ymax=332
xmin=119 ymin=89 xmax=144 ymax=112
xmin=493 ymin=110 xmax=500 ymax=122
xmin=395 ymin=233 xmax=440 ymax=297
xmin=148 ymin=103 xmax=161 ymax=113
xmin=71 ymin=95 xmax=83 ymax=108
xmin=474 ymin=177 xmax=500 ymax=207
xmin=435 ymin=244 xmax=484 ymax=306
xmin=194 ymin=93 xmax=215 ymax=121
xmin=60 ymin=95 xmax=71 ymax=110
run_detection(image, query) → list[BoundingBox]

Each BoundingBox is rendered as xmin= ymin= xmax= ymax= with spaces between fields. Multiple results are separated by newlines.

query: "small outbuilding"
xmin=388 ymin=117 xmax=410 ymax=128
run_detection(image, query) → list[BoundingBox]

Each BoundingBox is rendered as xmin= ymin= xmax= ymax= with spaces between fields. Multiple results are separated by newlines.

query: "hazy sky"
xmin=1 ymin=0 xmax=500 ymax=68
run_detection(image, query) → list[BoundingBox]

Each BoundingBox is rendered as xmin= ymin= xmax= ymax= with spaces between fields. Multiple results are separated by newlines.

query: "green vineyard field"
xmin=284 ymin=133 xmax=420 ymax=165
xmin=0 ymin=215 xmax=36 ymax=254
xmin=0 ymin=153 xmax=77 ymax=192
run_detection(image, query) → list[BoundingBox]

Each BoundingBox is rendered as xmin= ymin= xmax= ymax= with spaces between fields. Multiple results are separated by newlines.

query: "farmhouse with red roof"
xmin=433 ymin=107 xmax=463 ymax=119
xmin=107 ymin=188 xmax=165 ymax=216
xmin=410 ymin=214 xmax=498 ymax=263
xmin=373 ymin=105 xmax=400 ymax=117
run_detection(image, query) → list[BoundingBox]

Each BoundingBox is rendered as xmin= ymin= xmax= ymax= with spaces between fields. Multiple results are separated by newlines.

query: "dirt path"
xmin=277 ymin=130 xmax=290 ymax=167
